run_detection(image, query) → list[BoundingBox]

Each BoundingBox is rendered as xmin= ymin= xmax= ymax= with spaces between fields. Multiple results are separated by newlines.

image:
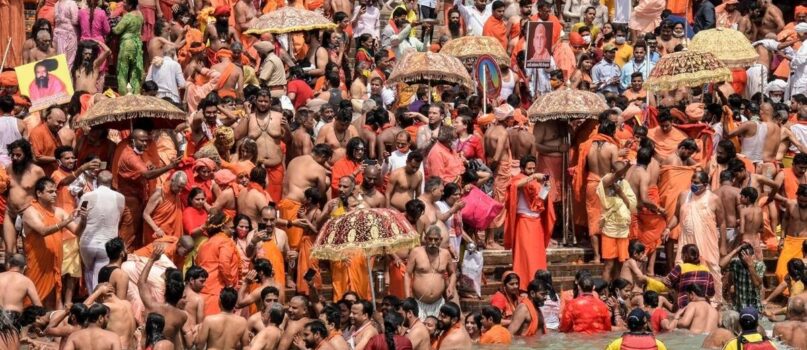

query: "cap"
xmin=626 ymin=308 xmax=648 ymax=331
xmin=603 ymin=43 xmax=618 ymax=52
xmin=739 ymin=307 xmax=759 ymax=322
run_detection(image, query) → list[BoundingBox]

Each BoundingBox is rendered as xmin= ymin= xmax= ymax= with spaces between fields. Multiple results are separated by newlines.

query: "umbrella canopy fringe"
xmin=311 ymin=238 xmax=421 ymax=260
xmin=529 ymin=113 xmax=599 ymax=122
xmin=645 ymin=69 xmax=733 ymax=92
xmin=244 ymin=23 xmax=337 ymax=35
xmin=74 ymin=111 xmax=185 ymax=128
xmin=387 ymin=73 xmax=473 ymax=90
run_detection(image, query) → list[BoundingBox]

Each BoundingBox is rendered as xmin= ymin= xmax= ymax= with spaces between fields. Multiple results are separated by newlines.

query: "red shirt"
xmin=365 ymin=334 xmax=413 ymax=350
xmin=287 ymin=79 xmax=313 ymax=109
xmin=559 ymin=293 xmax=612 ymax=334
xmin=650 ymin=307 xmax=668 ymax=333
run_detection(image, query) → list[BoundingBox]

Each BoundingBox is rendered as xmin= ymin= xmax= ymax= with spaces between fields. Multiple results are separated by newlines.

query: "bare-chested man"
xmin=138 ymin=246 xmax=189 ymax=348
xmin=316 ymin=107 xmax=360 ymax=163
xmin=23 ymin=30 xmax=56 ymax=64
xmin=247 ymin=286 xmax=281 ymax=334
xmin=296 ymin=320 xmax=336 ymax=350
xmin=183 ymin=266 xmax=207 ymax=331
xmin=249 ymin=302 xmax=285 ymax=350
xmin=235 ymin=89 xmax=288 ymax=202
xmin=289 ymin=109 xmax=316 ymax=161
xmin=318 ymin=305 xmax=349 ymax=350
xmin=73 ymin=40 xmax=111 ymax=93
xmin=406 ymin=226 xmax=457 ymax=320
xmin=62 ymin=303 xmax=122 ymax=350
xmin=103 ymin=238 xmax=129 ymax=301
xmin=85 ymin=274 xmax=135 ymax=349
xmin=204 ymin=7 xmax=239 ymax=51
xmin=417 ymin=178 xmax=450 ymax=245
xmin=667 ymin=284 xmax=719 ymax=334
xmin=754 ymin=0 xmax=784 ymax=39
xmin=278 ymin=296 xmax=312 ymax=350
xmin=0 ymin=254 xmax=41 ymax=312
xmin=402 ymin=298 xmax=431 ymax=350
xmin=234 ymin=0 xmax=258 ymax=33
xmin=359 ymin=165 xmax=385 ymax=208
xmin=656 ymin=22 xmax=679 ymax=55
xmin=211 ymin=47 xmax=244 ymax=96
xmin=738 ymin=187 xmax=764 ymax=256
xmin=284 ymin=144 xmax=332 ymax=204
xmin=435 ymin=302 xmax=472 ymax=349
xmin=714 ymin=170 xmax=741 ymax=245
xmin=237 ymin=259 xmax=282 ymax=311
xmin=772 ymin=299 xmax=807 ymax=349
xmin=195 ymin=287 xmax=250 ymax=349
xmin=238 ymin=167 xmax=271 ymax=224
xmin=508 ymin=119 xmax=534 ymax=165
xmin=347 ymin=300 xmax=378 ymax=350
xmin=326 ymin=0 xmax=352 ymax=18
xmin=4 ymin=142 xmax=46 ymax=253
xmin=484 ymin=106 xmax=514 ymax=242
xmin=585 ymin=119 xmax=620 ymax=263
xmin=386 ymin=150 xmax=424 ymax=211
xmin=625 ymin=146 xmax=665 ymax=275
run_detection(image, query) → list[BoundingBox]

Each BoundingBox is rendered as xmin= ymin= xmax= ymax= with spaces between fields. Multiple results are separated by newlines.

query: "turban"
xmin=569 ymin=32 xmax=585 ymax=47
xmin=218 ymin=88 xmax=237 ymax=99
xmin=252 ymin=41 xmax=274 ymax=55
xmin=194 ymin=157 xmax=217 ymax=172
xmin=214 ymin=125 xmax=235 ymax=149
xmin=12 ymin=95 xmax=30 ymax=107
xmin=189 ymin=42 xmax=206 ymax=54
xmin=796 ymin=23 xmax=807 ymax=34
xmin=765 ymin=79 xmax=787 ymax=93
xmin=796 ymin=5 xmax=807 ymax=16
xmin=0 ymin=71 xmax=17 ymax=87
xmin=685 ymin=103 xmax=705 ymax=122
xmin=494 ymin=104 xmax=514 ymax=121
xmin=213 ymin=5 xmax=230 ymax=17
xmin=477 ymin=113 xmax=495 ymax=127
xmin=214 ymin=169 xmax=237 ymax=186
xmin=216 ymin=48 xmax=233 ymax=60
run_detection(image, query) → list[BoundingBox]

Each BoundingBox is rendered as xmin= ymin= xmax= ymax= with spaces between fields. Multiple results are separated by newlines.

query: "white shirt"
xmin=419 ymin=0 xmax=436 ymax=9
xmin=454 ymin=0 xmax=494 ymax=36
xmin=790 ymin=40 xmax=807 ymax=97
xmin=352 ymin=5 xmax=381 ymax=39
xmin=78 ymin=185 xmax=125 ymax=246
xmin=145 ymin=56 xmax=186 ymax=103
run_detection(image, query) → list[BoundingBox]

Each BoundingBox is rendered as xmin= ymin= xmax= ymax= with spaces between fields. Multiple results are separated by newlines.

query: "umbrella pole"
xmin=368 ymin=259 xmax=377 ymax=308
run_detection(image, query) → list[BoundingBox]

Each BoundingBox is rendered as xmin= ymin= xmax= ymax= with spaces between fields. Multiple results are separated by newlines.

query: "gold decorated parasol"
xmin=73 ymin=94 xmax=186 ymax=130
xmin=439 ymin=36 xmax=510 ymax=66
xmin=311 ymin=208 xmax=420 ymax=260
xmin=386 ymin=51 xmax=474 ymax=91
xmin=244 ymin=7 xmax=337 ymax=35
xmin=689 ymin=28 xmax=758 ymax=68
xmin=527 ymin=87 xmax=609 ymax=122
xmin=644 ymin=50 xmax=733 ymax=92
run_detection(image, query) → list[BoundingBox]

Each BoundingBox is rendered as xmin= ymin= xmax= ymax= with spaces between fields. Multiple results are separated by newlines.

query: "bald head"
xmin=97 ymin=170 xmax=113 ymax=186
xmin=7 ymin=253 xmax=26 ymax=270
xmin=789 ymin=297 xmax=806 ymax=319
xmin=177 ymin=235 xmax=195 ymax=257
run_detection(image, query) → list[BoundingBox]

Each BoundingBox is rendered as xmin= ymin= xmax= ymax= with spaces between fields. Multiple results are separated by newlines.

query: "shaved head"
xmin=97 ymin=170 xmax=113 ymax=186
xmin=7 ymin=253 xmax=26 ymax=269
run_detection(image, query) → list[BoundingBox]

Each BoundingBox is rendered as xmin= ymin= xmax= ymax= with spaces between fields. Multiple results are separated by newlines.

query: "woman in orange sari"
xmin=489 ymin=272 xmax=523 ymax=325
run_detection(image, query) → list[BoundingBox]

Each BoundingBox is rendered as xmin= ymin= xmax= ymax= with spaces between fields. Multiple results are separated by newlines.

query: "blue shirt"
xmin=146 ymin=56 xmax=185 ymax=103
xmin=592 ymin=59 xmax=622 ymax=94
xmin=620 ymin=59 xmax=655 ymax=90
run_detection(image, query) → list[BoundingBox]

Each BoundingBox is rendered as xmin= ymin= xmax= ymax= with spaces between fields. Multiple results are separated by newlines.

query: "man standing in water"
xmin=406 ymin=226 xmax=457 ymax=319
xmin=434 ymin=302 xmax=472 ymax=349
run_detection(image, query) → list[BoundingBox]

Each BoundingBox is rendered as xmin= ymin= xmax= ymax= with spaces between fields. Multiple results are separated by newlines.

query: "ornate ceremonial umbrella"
xmin=689 ymin=27 xmax=758 ymax=69
xmin=439 ymin=36 xmax=510 ymax=66
xmin=244 ymin=7 xmax=336 ymax=35
xmin=527 ymin=87 xmax=609 ymax=245
xmin=386 ymin=51 xmax=474 ymax=91
xmin=73 ymin=94 xmax=186 ymax=130
xmin=644 ymin=50 xmax=732 ymax=92
xmin=312 ymin=207 xmax=420 ymax=304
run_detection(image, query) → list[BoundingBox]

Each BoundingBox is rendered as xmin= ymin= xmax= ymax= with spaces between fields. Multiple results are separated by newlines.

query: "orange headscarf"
xmin=0 ymin=71 xmax=17 ymax=87
xmin=216 ymin=49 xmax=233 ymax=60
xmin=795 ymin=5 xmax=807 ymax=17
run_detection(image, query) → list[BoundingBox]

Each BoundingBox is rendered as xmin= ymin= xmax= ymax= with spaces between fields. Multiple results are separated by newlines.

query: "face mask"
xmin=770 ymin=96 xmax=782 ymax=103
xmin=582 ymin=35 xmax=592 ymax=44
xmin=236 ymin=227 xmax=249 ymax=239
xmin=615 ymin=36 xmax=626 ymax=45
xmin=690 ymin=184 xmax=703 ymax=193
xmin=673 ymin=31 xmax=685 ymax=38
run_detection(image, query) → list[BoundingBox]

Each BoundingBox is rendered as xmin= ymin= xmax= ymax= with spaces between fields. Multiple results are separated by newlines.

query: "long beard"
xmin=35 ymin=76 xmax=49 ymax=88
xmin=82 ymin=59 xmax=94 ymax=74
xmin=11 ymin=159 xmax=27 ymax=175
xmin=215 ymin=19 xmax=229 ymax=39
xmin=448 ymin=21 xmax=461 ymax=37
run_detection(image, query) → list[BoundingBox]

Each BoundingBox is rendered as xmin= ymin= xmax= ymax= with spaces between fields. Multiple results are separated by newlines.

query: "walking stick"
xmin=0 ymin=38 xmax=13 ymax=73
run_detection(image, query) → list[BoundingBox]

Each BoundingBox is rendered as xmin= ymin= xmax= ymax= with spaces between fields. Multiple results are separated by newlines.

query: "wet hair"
xmin=720 ymin=170 xmax=734 ymax=183
xmin=636 ymin=147 xmax=654 ymax=166
xmin=321 ymin=305 xmax=342 ymax=330
xmin=18 ymin=305 xmax=47 ymax=328
xmin=682 ymin=244 xmax=700 ymax=264
xmin=250 ymin=166 xmax=267 ymax=187
xmin=439 ymin=302 xmax=461 ymax=321
xmin=306 ymin=320 xmax=329 ymax=338
xmin=643 ymin=291 xmax=659 ymax=308
xmin=520 ymin=154 xmax=537 ymax=169
xmin=678 ymin=138 xmax=699 ymax=152
xmin=145 ymin=313 xmax=166 ymax=348
xmin=165 ymin=279 xmax=185 ymax=306
xmin=254 ymin=258 xmax=274 ymax=279
xmin=104 ymin=237 xmax=125 ymax=261
xmin=219 ymin=287 xmax=238 ymax=311
xmin=185 ymin=265 xmax=208 ymax=282
xmin=740 ymin=187 xmax=758 ymax=203
xmin=97 ymin=265 xmax=116 ymax=284
xmin=402 ymin=297 xmax=419 ymax=318
xmin=312 ymin=143 xmax=334 ymax=159
xmin=346 ymin=137 xmax=366 ymax=162
xmin=405 ymin=199 xmax=425 ymax=218
xmin=598 ymin=119 xmax=616 ymax=136
xmin=608 ymin=278 xmax=631 ymax=297
xmin=795 ymin=153 xmax=807 ymax=166
xmin=685 ymin=283 xmax=706 ymax=298
xmin=788 ymin=259 xmax=805 ymax=284
xmin=481 ymin=306 xmax=503 ymax=324
xmin=86 ymin=303 xmax=109 ymax=323
xmin=533 ymin=270 xmax=558 ymax=302
xmin=628 ymin=240 xmax=645 ymax=258
xmin=626 ymin=308 xmax=649 ymax=332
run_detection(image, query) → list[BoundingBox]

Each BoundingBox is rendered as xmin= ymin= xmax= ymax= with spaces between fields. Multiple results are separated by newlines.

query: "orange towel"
xmin=331 ymin=251 xmax=371 ymax=302
xmin=387 ymin=259 xmax=406 ymax=299
xmin=783 ymin=168 xmax=801 ymax=200
xmin=630 ymin=185 xmax=666 ymax=253
xmin=25 ymin=201 xmax=64 ymax=304
xmin=776 ymin=236 xmax=807 ymax=282
xmin=258 ymin=239 xmax=287 ymax=289
xmin=572 ymin=133 xmax=619 ymax=232
xmin=295 ymin=235 xmax=321 ymax=296
xmin=277 ymin=198 xmax=303 ymax=250
xmin=480 ymin=324 xmax=512 ymax=345
xmin=658 ymin=165 xmax=695 ymax=240
xmin=756 ymin=194 xmax=778 ymax=252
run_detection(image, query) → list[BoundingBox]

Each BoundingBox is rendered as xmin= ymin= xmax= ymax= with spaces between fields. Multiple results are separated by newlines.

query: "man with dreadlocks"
xmin=71 ymin=40 xmax=110 ymax=94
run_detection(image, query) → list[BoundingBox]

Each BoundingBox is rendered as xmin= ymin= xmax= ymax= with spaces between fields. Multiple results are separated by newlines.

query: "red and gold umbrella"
xmin=73 ymin=94 xmax=186 ymax=130
xmin=644 ymin=50 xmax=732 ymax=92
xmin=439 ymin=36 xmax=510 ymax=66
xmin=527 ymin=87 xmax=609 ymax=122
xmin=244 ymin=7 xmax=337 ymax=35
xmin=312 ymin=208 xmax=419 ymax=260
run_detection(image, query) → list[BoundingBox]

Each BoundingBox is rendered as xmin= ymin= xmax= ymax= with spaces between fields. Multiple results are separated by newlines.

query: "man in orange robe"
xmin=143 ymin=172 xmax=187 ymax=246
xmin=134 ymin=235 xmax=195 ymax=270
xmin=143 ymin=131 xmax=177 ymax=195
xmin=330 ymin=144 xmax=364 ymax=197
xmin=504 ymin=155 xmax=555 ymax=289
xmin=331 ymin=250 xmax=372 ymax=302
xmin=22 ymin=177 xmax=82 ymax=309
xmin=479 ymin=311 xmax=512 ymax=345
xmin=482 ymin=1 xmax=509 ymax=50
xmin=196 ymin=214 xmax=241 ymax=316
xmin=30 ymin=109 xmax=66 ymax=175
xmin=775 ymin=156 xmax=807 ymax=282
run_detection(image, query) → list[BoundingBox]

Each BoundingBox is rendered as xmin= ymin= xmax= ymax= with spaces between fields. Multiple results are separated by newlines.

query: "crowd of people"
xmin=0 ymin=0 xmax=806 ymax=348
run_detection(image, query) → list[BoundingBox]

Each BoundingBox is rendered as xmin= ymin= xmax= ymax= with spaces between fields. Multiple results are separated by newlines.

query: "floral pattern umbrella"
xmin=689 ymin=27 xmax=759 ymax=68
xmin=73 ymin=94 xmax=186 ymax=130
xmin=311 ymin=208 xmax=420 ymax=260
xmin=244 ymin=7 xmax=337 ymax=35
xmin=644 ymin=50 xmax=733 ymax=92
xmin=439 ymin=36 xmax=510 ymax=66
xmin=386 ymin=51 xmax=474 ymax=90
xmin=527 ymin=87 xmax=609 ymax=122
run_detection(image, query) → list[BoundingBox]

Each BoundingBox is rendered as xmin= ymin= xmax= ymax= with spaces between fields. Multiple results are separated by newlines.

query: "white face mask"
xmin=583 ymin=35 xmax=591 ymax=44
xmin=615 ymin=36 xmax=626 ymax=45
xmin=673 ymin=30 xmax=685 ymax=38
xmin=770 ymin=95 xmax=782 ymax=103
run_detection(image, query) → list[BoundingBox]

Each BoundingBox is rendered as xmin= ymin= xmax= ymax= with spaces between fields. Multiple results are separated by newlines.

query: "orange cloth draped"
xmin=482 ymin=17 xmax=508 ymax=50
xmin=262 ymin=0 xmax=284 ymax=13
xmin=216 ymin=62 xmax=236 ymax=90
xmin=51 ymin=168 xmax=77 ymax=218
xmin=278 ymin=198 xmax=303 ymax=250
xmin=783 ymin=168 xmax=801 ymax=200
xmin=295 ymin=235 xmax=321 ymax=296
xmin=505 ymin=173 xmax=555 ymax=289
xmin=479 ymin=324 xmax=513 ymax=345
xmin=573 ymin=134 xmax=619 ymax=235
xmin=570 ymin=120 xmax=600 ymax=227
xmin=629 ymin=185 xmax=665 ymax=253
xmin=658 ymin=165 xmax=695 ymax=240
xmin=0 ymin=168 xmax=7 ymax=226
xmin=257 ymin=238 xmax=287 ymax=289
xmin=721 ymin=107 xmax=741 ymax=152
xmin=537 ymin=154 xmax=563 ymax=203
xmin=143 ymin=183 xmax=184 ymax=246
xmin=178 ymin=28 xmax=204 ymax=65
xmin=490 ymin=156 xmax=513 ymax=229
xmin=647 ymin=126 xmax=687 ymax=159
xmin=30 ymin=123 xmax=60 ymax=175
xmin=134 ymin=236 xmax=181 ymax=267
xmin=331 ymin=251 xmax=371 ymax=302
xmin=114 ymin=145 xmax=149 ymax=248
xmin=24 ymin=201 xmax=64 ymax=303
xmin=553 ymin=41 xmax=576 ymax=80
xmin=665 ymin=0 xmax=692 ymax=22
xmin=143 ymin=136 xmax=175 ymax=194
xmin=0 ymin=0 xmax=25 ymax=68
xmin=387 ymin=259 xmax=406 ymax=299
xmin=731 ymin=69 xmax=747 ymax=96
xmin=629 ymin=0 xmax=666 ymax=34
xmin=197 ymin=233 xmax=241 ymax=316
xmin=756 ymin=194 xmax=778 ymax=251
xmin=776 ymin=236 xmax=807 ymax=282
xmin=331 ymin=158 xmax=363 ymax=197
xmin=222 ymin=160 xmax=255 ymax=176
xmin=265 ymin=163 xmax=284 ymax=205
xmin=521 ymin=299 xmax=541 ymax=336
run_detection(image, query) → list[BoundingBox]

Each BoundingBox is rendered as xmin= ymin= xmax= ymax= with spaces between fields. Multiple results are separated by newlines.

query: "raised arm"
xmin=138 ymin=245 xmax=165 ymax=311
